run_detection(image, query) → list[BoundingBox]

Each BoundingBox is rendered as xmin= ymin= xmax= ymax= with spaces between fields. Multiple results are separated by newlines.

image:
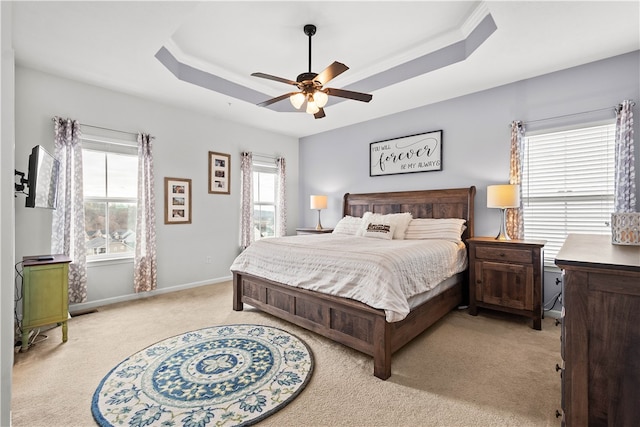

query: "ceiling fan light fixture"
xmin=314 ymin=90 xmax=328 ymax=108
xmin=252 ymin=24 xmax=372 ymax=119
xmin=289 ymin=92 xmax=305 ymax=109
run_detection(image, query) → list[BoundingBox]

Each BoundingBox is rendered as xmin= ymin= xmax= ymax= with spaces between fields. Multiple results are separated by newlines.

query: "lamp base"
xmin=495 ymin=208 xmax=511 ymax=240
xmin=315 ymin=210 xmax=323 ymax=230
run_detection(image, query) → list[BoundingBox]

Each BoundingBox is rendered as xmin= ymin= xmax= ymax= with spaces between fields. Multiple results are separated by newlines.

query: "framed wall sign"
xmin=164 ymin=177 xmax=192 ymax=224
xmin=370 ymin=130 xmax=442 ymax=176
xmin=208 ymin=151 xmax=231 ymax=194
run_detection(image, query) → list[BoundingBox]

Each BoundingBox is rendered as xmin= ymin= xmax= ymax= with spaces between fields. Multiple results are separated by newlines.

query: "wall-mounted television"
xmin=24 ymin=145 xmax=60 ymax=209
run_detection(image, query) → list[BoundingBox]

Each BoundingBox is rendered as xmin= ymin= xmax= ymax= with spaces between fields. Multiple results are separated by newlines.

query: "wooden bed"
xmin=233 ymin=186 xmax=476 ymax=379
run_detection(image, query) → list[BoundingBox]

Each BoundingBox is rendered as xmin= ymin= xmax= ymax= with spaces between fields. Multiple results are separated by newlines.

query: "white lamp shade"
xmin=314 ymin=90 xmax=328 ymax=108
xmin=306 ymin=99 xmax=319 ymax=114
xmin=290 ymin=92 xmax=305 ymax=109
xmin=310 ymin=195 xmax=327 ymax=210
xmin=487 ymin=184 xmax=520 ymax=208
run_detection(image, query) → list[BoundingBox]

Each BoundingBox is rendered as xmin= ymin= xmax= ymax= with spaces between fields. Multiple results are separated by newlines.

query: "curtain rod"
xmin=51 ymin=118 xmax=143 ymax=138
xmin=251 ymin=152 xmax=279 ymax=160
xmin=518 ymin=101 xmax=635 ymax=127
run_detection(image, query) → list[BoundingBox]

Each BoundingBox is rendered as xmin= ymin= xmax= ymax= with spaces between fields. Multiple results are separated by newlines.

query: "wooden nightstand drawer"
xmin=475 ymin=246 xmax=532 ymax=264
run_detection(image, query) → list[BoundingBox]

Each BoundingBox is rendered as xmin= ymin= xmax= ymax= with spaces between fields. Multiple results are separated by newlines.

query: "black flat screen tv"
xmin=25 ymin=145 xmax=60 ymax=209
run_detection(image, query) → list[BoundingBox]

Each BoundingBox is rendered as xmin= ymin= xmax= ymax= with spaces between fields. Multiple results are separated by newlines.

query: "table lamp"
xmin=487 ymin=184 xmax=520 ymax=240
xmin=310 ymin=195 xmax=328 ymax=230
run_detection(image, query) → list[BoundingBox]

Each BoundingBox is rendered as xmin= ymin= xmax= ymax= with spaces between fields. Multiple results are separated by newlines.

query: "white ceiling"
xmin=12 ymin=1 xmax=640 ymax=139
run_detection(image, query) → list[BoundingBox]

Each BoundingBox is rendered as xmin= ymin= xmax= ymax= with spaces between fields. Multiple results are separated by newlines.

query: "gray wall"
xmin=14 ymin=67 xmax=299 ymax=311
xmin=298 ymin=50 xmax=640 ymax=313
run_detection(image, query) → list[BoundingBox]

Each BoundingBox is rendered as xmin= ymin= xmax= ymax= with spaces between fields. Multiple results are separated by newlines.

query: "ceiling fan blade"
xmin=325 ymin=87 xmax=373 ymax=103
xmin=251 ymin=72 xmax=299 ymax=86
xmin=314 ymin=108 xmax=326 ymax=119
xmin=257 ymin=92 xmax=299 ymax=107
xmin=314 ymin=61 xmax=349 ymax=85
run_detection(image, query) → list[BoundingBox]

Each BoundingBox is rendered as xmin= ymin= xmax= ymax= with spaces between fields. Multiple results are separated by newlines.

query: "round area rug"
xmin=92 ymin=324 xmax=313 ymax=427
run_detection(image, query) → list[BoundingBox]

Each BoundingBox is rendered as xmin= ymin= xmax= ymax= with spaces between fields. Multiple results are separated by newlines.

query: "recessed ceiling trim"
xmin=155 ymin=11 xmax=496 ymax=113
xmin=340 ymin=2 xmax=493 ymax=87
xmin=346 ymin=13 xmax=497 ymax=94
xmin=155 ymin=46 xmax=267 ymax=105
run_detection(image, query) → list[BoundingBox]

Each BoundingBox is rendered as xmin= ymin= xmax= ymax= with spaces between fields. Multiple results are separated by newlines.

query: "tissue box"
xmin=611 ymin=212 xmax=640 ymax=245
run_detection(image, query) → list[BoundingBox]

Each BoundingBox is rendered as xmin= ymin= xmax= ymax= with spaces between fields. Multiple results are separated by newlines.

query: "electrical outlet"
xmin=205 ymin=256 xmax=212 ymax=264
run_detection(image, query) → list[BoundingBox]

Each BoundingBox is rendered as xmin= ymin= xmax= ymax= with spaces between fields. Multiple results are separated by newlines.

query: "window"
xmin=522 ymin=122 xmax=615 ymax=267
xmin=82 ymin=138 xmax=138 ymax=259
xmin=252 ymin=162 xmax=278 ymax=239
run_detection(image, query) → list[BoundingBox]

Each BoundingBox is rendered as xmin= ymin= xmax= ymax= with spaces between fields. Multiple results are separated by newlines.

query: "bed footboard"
xmin=233 ymin=271 xmax=462 ymax=379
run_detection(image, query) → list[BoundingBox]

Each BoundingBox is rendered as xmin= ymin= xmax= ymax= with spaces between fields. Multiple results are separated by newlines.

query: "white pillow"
xmin=332 ymin=216 xmax=363 ymax=235
xmin=404 ymin=218 xmax=467 ymax=241
xmin=363 ymin=222 xmax=395 ymax=240
xmin=357 ymin=212 xmax=413 ymax=239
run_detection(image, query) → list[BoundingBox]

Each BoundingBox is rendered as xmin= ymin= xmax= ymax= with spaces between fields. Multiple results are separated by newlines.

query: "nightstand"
xmin=21 ymin=254 xmax=72 ymax=351
xmin=467 ymin=237 xmax=546 ymax=330
xmin=296 ymin=227 xmax=334 ymax=235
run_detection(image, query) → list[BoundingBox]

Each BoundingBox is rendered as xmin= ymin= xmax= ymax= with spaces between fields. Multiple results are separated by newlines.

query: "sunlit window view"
xmin=253 ymin=168 xmax=277 ymax=240
xmin=83 ymin=147 xmax=138 ymax=258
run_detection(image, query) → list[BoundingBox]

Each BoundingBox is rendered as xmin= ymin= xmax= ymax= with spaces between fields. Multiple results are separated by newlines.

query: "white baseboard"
xmin=68 ymin=275 xmax=232 ymax=314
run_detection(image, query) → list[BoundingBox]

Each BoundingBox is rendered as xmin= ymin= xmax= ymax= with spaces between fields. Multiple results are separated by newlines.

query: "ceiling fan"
xmin=251 ymin=24 xmax=373 ymax=119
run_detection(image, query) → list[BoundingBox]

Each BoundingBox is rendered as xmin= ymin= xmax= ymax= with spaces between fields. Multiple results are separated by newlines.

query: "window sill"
xmin=87 ymin=256 xmax=134 ymax=267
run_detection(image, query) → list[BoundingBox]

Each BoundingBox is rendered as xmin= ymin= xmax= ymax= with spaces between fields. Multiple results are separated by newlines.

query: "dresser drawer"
xmin=475 ymin=246 xmax=533 ymax=263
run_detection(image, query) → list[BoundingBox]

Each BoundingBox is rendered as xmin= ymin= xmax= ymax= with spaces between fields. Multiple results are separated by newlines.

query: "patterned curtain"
xmin=614 ymin=100 xmax=636 ymax=212
xmin=134 ymin=133 xmax=157 ymax=292
xmin=240 ymin=152 xmax=254 ymax=248
xmin=276 ymin=157 xmax=287 ymax=237
xmin=506 ymin=120 xmax=525 ymax=240
xmin=51 ymin=117 xmax=87 ymax=303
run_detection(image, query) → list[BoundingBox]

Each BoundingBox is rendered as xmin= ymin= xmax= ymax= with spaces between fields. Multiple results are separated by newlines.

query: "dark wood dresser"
xmin=555 ymin=234 xmax=640 ymax=426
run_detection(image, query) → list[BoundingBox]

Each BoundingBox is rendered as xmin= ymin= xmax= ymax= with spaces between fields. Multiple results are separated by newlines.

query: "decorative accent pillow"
xmin=357 ymin=212 xmax=413 ymax=239
xmin=363 ymin=222 xmax=395 ymax=240
xmin=332 ymin=216 xmax=363 ymax=235
xmin=404 ymin=218 xmax=467 ymax=241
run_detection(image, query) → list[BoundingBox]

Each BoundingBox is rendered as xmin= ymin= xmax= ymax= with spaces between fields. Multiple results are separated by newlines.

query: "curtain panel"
xmin=51 ymin=117 xmax=87 ymax=303
xmin=614 ymin=100 xmax=636 ymax=212
xmin=507 ymin=120 xmax=525 ymax=240
xmin=134 ymin=133 xmax=157 ymax=292
xmin=240 ymin=152 xmax=254 ymax=248
xmin=276 ymin=157 xmax=287 ymax=237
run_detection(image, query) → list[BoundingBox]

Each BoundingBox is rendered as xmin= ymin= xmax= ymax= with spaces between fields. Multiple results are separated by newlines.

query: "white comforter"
xmin=230 ymin=234 xmax=467 ymax=322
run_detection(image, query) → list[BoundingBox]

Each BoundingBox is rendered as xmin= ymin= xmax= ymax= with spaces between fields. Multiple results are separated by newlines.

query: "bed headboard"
xmin=342 ymin=186 xmax=476 ymax=241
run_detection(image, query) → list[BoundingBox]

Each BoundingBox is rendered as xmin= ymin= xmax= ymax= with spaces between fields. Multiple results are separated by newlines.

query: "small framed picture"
xmin=209 ymin=151 xmax=231 ymax=195
xmin=164 ymin=177 xmax=192 ymax=224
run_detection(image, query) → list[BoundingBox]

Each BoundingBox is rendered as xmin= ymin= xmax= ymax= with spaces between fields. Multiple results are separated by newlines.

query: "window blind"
xmin=522 ymin=123 xmax=615 ymax=268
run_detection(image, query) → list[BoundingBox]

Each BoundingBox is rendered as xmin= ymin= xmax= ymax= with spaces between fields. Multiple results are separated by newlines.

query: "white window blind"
xmin=522 ymin=123 xmax=615 ymax=268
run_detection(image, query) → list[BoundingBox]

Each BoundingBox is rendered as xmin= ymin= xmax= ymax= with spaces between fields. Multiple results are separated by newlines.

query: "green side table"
xmin=21 ymin=254 xmax=71 ymax=351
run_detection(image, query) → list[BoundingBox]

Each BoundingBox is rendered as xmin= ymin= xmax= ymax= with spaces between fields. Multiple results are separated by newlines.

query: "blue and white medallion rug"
xmin=92 ymin=324 xmax=314 ymax=427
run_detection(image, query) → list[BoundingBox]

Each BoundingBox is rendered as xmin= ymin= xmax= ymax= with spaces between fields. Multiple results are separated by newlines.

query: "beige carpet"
xmin=12 ymin=281 xmax=562 ymax=427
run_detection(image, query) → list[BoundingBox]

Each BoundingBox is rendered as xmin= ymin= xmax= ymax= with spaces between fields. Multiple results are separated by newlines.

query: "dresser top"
xmin=555 ymin=234 xmax=640 ymax=271
xmin=23 ymin=254 xmax=72 ymax=267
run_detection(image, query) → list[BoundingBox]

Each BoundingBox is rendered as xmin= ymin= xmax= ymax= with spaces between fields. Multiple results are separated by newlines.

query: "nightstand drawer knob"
xmin=499 ymin=253 xmax=505 ymax=257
